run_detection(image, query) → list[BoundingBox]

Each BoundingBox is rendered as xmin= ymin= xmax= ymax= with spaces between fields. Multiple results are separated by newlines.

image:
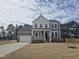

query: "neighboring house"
xmin=18 ymin=24 xmax=32 ymax=43
xmin=61 ymin=21 xmax=79 ymax=38
xmin=32 ymin=15 xmax=62 ymax=43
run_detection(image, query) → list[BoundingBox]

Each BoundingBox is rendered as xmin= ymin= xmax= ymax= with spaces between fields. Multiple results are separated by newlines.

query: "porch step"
xmin=32 ymin=40 xmax=45 ymax=43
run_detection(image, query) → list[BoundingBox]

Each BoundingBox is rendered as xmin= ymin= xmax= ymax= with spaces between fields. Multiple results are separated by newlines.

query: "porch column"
xmin=44 ymin=31 xmax=45 ymax=38
xmin=32 ymin=30 xmax=33 ymax=36
xmin=44 ymin=31 xmax=46 ymax=42
xmin=49 ymin=31 xmax=52 ymax=43
xmin=37 ymin=31 xmax=40 ymax=37
xmin=39 ymin=31 xmax=40 ymax=37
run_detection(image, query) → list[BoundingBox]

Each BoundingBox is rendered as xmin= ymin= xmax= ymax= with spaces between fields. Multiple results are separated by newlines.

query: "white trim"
xmin=51 ymin=31 xmax=58 ymax=38
xmin=51 ymin=23 xmax=58 ymax=29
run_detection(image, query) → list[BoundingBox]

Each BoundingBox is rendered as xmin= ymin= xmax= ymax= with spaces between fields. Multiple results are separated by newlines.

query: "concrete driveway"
xmin=0 ymin=43 xmax=29 ymax=57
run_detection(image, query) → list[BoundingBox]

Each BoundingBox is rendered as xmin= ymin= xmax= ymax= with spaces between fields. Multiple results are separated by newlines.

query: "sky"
xmin=0 ymin=0 xmax=79 ymax=27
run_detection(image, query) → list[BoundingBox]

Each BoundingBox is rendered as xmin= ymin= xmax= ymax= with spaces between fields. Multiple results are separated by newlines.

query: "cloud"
xmin=0 ymin=0 xmax=36 ymax=26
xmin=33 ymin=0 xmax=79 ymax=23
xmin=0 ymin=0 xmax=79 ymax=27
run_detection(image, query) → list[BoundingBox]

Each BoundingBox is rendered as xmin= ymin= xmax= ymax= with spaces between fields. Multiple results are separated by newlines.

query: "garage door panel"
xmin=19 ymin=35 xmax=31 ymax=42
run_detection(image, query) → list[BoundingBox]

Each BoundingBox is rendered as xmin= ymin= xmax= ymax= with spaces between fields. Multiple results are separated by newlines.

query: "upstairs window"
xmin=52 ymin=24 xmax=54 ymax=28
xmin=35 ymin=24 xmax=37 ymax=28
xmin=40 ymin=24 xmax=42 ymax=28
xmin=45 ymin=24 xmax=47 ymax=28
xmin=55 ymin=24 xmax=57 ymax=28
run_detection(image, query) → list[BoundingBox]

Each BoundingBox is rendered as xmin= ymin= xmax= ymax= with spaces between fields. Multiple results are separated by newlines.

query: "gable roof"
xmin=33 ymin=15 xmax=48 ymax=23
xmin=33 ymin=15 xmax=61 ymax=23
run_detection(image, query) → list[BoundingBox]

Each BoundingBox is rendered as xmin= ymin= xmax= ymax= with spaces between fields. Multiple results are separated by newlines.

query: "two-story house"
xmin=32 ymin=15 xmax=62 ymax=43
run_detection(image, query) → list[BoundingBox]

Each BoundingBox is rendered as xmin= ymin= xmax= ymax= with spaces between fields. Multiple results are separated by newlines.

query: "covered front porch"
xmin=32 ymin=29 xmax=51 ymax=43
xmin=32 ymin=29 xmax=62 ymax=43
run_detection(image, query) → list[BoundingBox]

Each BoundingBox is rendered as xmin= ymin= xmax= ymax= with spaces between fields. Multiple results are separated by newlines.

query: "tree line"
xmin=0 ymin=24 xmax=24 ymax=40
xmin=61 ymin=21 xmax=79 ymax=38
xmin=0 ymin=20 xmax=79 ymax=40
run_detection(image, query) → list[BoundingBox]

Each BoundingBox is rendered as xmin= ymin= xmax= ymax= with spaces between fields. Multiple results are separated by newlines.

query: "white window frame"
xmin=51 ymin=23 xmax=58 ymax=29
xmin=51 ymin=31 xmax=58 ymax=38
xmin=35 ymin=24 xmax=37 ymax=28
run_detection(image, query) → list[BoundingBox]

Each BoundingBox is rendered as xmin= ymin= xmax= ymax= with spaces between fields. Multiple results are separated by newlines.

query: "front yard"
xmin=0 ymin=43 xmax=79 ymax=59
xmin=0 ymin=40 xmax=16 ymax=45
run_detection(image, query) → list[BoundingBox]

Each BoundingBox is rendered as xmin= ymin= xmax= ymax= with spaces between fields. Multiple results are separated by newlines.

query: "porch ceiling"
xmin=32 ymin=28 xmax=50 ymax=31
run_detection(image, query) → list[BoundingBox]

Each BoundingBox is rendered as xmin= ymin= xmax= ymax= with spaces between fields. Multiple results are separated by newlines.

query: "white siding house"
xmin=18 ymin=15 xmax=63 ymax=43
xmin=32 ymin=15 xmax=62 ymax=43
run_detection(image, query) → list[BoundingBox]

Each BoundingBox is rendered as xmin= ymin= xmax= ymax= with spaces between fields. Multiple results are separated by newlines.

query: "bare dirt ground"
xmin=0 ymin=40 xmax=16 ymax=45
xmin=0 ymin=43 xmax=79 ymax=59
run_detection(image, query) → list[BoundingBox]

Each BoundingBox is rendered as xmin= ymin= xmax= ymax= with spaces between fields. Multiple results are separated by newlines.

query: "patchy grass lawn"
xmin=0 ymin=40 xmax=16 ymax=45
xmin=65 ymin=38 xmax=79 ymax=43
xmin=0 ymin=43 xmax=79 ymax=59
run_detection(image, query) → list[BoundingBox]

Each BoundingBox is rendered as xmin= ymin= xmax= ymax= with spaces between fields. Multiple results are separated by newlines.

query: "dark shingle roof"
xmin=20 ymin=27 xmax=31 ymax=31
xmin=49 ymin=20 xmax=60 ymax=22
xmin=19 ymin=24 xmax=32 ymax=32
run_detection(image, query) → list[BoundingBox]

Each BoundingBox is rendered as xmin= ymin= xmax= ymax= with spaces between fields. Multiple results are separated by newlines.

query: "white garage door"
xmin=19 ymin=35 xmax=31 ymax=43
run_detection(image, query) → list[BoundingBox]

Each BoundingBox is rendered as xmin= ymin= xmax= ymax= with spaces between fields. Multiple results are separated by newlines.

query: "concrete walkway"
xmin=0 ymin=43 xmax=28 ymax=57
